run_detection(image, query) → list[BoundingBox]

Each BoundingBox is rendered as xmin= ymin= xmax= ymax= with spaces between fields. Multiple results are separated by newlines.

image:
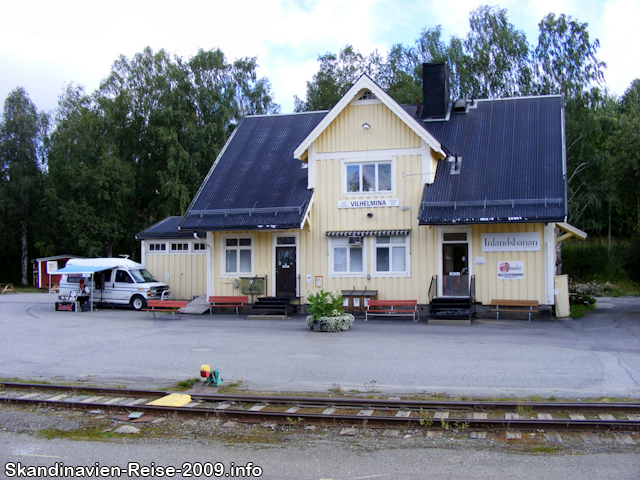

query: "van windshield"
xmin=130 ymin=269 xmax=158 ymax=283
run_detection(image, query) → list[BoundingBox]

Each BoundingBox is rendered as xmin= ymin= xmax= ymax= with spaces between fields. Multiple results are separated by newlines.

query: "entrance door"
xmin=275 ymin=246 xmax=297 ymax=297
xmin=442 ymin=243 xmax=469 ymax=296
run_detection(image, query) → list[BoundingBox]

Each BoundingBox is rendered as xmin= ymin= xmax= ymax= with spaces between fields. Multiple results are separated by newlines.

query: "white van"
xmin=59 ymin=258 xmax=171 ymax=310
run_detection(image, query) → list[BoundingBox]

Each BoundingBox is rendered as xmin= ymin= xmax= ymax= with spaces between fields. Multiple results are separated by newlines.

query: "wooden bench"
xmin=0 ymin=283 xmax=17 ymax=294
xmin=142 ymin=300 xmax=188 ymax=319
xmin=490 ymin=299 xmax=539 ymax=322
xmin=365 ymin=300 xmax=419 ymax=322
xmin=206 ymin=295 xmax=249 ymax=315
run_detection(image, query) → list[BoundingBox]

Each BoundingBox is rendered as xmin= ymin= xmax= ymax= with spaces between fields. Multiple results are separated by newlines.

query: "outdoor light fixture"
xmin=362 ymin=123 xmax=370 ymax=130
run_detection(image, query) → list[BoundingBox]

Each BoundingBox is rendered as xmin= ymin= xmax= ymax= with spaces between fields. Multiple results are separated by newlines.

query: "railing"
xmin=428 ymin=275 xmax=438 ymax=304
xmin=469 ymin=275 xmax=476 ymax=306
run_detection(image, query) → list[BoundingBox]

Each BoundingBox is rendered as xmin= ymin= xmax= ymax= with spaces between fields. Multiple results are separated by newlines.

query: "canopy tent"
xmin=51 ymin=264 xmax=114 ymax=312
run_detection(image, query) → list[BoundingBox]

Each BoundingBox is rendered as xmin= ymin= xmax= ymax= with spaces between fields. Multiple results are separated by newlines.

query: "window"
xmin=115 ymin=270 xmax=133 ymax=283
xmin=148 ymin=243 xmax=166 ymax=252
xmin=346 ymin=161 xmax=392 ymax=194
xmin=374 ymin=235 xmax=409 ymax=275
xmin=223 ymin=237 xmax=252 ymax=275
xmin=170 ymin=243 xmax=189 ymax=252
xmin=330 ymin=237 xmax=364 ymax=276
xmin=193 ymin=243 xmax=206 ymax=251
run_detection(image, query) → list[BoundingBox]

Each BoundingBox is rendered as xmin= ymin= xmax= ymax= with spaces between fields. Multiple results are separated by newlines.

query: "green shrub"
xmin=622 ymin=238 xmax=640 ymax=283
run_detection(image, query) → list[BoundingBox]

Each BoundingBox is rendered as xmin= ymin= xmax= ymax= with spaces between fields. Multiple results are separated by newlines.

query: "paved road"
xmin=0 ymin=294 xmax=639 ymax=398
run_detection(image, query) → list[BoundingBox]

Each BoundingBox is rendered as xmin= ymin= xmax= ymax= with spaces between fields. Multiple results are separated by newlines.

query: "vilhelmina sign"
xmin=338 ymin=198 xmax=399 ymax=209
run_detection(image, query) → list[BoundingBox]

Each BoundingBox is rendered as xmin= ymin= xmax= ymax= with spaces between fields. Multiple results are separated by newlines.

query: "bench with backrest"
xmin=365 ymin=300 xmax=419 ymax=322
xmin=490 ymin=299 xmax=539 ymax=322
xmin=142 ymin=300 xmax=188 ymax=319
xmin=206 ymin=296 xmax=249 ymax=315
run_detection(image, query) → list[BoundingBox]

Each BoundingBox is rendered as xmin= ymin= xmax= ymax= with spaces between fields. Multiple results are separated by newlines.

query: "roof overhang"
xmin=293 ymin=74 xmax=445 ymax=160
xmin=557 ymin=222 xmax=588 ymax=243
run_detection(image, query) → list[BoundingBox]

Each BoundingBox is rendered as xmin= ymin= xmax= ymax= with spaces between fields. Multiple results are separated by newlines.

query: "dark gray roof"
xmin=181 ymin=112 xmax=327 ymax=231
xmin=136 ymin=216 xmax=203 ymax=239
xmin=409 ymin=96 xmax=567 ymax=225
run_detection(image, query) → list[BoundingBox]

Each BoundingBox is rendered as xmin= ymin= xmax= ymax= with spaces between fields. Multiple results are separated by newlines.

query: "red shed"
xmin=32 ymin=255 xmax=81 ymax=290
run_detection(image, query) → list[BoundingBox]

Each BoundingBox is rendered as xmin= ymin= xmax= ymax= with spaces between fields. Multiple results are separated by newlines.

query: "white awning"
xmin=50 ymin=265 xmax=113 ymax=275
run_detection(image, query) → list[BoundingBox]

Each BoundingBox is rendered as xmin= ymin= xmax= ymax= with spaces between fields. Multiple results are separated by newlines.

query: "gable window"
xmin=346 ymin=161 xmax=392 ymax=194
xmin=329 ymin=237 xmax=364 ymax=276
xmin=148 ymin=243 xmax=166 ymax=252
xmin=374 ymin=235 xmax=409 ymax=275
xmin=223 ymin=236 xmax=253 ymax=275
xmin=170 ymin=243 xmax=189 ymax=252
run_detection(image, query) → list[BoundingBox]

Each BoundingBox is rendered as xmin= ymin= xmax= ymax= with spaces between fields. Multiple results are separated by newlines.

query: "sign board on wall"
xmin=482 ymin=232 xmax=541 ymax=252
xmin=46 ymin=261 xmax=58 ymax=274
xmin=497 ymin=261 xmax=524 ymax=280
xmin=338 ymin=198 xmax=399 ymax=209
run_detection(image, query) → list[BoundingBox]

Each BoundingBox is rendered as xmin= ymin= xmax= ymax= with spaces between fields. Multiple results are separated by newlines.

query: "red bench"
xmin=142 ymin=300 xmax=188 ymax=319
xmin=365 ymin=300 xmax=418 ymax=322
xmin=206 ymin=296 xmax=249 ymax=315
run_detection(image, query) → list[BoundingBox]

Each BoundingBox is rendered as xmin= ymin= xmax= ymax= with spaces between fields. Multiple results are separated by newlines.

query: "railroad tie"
xmin=395 ymin=410 xmax=411 ymax=417
xmin=537 ymin=413 xmax=553 ymax=420
xmin=285 ymin=406 xmax=300 ymax=414
xmin=357 ymin=409 xmax=374 ymax=417
xmin=248 ymin=404 xmax=268 ymax=412
xmin=80 ymin=396 xmax=104 ymax=404
xmin=598 ymin=413 xmax=616 ymax=421
xmin=47 ymin=394 xmax=70 ymax=401
xmin=570 ymin=414 xmax=586 ymax=420
xmin=322 ymin=407 xmax=336 ymax=415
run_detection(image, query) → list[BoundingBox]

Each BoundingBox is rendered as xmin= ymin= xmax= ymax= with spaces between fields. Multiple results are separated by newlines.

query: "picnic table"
xmin=0 ymin=283 xmax=17 ymax=294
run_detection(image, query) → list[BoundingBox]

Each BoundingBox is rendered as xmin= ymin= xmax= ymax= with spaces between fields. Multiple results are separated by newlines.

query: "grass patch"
xmin=570 ymin=303 xmax=596 ymax=318
xmin=37 ymin=427 xmax=119 ymax=442
xmin=172 ymin=378 xmax=200 ymax=391
xmin=529 ymin=445 xmax=563 ymax=454
xmin=217 ymin=378 xmax=244 ymax=394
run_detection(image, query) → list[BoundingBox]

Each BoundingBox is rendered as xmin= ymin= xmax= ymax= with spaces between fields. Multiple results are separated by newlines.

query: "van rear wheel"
xmin=131 ymin=295 xmax=146 ymax=311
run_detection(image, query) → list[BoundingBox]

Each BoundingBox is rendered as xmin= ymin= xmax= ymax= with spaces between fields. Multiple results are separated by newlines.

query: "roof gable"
xmin=294 ymin=74 xmax=445 ymax=160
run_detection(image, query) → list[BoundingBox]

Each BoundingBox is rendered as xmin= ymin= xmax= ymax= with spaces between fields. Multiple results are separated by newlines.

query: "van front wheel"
xmin=131 ymin=295 xmax=146 ymax=311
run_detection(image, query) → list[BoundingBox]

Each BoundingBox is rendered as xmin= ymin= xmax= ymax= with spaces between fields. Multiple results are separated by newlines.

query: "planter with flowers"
xmin=305 ymin=289 xmax=355 ymax=332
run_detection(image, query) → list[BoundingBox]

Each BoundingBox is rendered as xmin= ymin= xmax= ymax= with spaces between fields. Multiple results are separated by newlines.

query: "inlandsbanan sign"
xmin=338 ymin=198 xmax=399 ymax=209
xmin=481 ymin=232 xmax=540 ymax=252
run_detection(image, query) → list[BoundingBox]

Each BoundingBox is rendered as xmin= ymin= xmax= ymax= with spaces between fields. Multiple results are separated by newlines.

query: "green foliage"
xmin=0 ymin=87 xmax=48 ymax=284
xmin=305 ymin=289 xmax=345 ymax=320
xmin=622 ymin=238 xmax=640 ymax=283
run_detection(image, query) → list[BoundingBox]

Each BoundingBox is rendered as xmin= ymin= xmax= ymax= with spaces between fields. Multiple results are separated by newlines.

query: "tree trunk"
xmin=21 ymin=221 xmax=28 ymax=286
xmin=608 ymin=203 xmax=612 ymax=258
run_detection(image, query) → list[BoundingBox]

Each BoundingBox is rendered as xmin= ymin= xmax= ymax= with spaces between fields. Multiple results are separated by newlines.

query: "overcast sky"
xmin=1 ymin=0 xmax=638 ymax=115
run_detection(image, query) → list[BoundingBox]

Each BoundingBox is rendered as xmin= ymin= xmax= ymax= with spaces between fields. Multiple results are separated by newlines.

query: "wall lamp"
xmin=362 ymin=123 xmax=370 ymax=130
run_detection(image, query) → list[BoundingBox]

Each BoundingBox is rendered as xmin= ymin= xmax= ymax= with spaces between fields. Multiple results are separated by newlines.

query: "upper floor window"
xmin=346 ymin=161 xmax=392 ymax=194
xmin=193 ymin=243 xmax=207 ymax=251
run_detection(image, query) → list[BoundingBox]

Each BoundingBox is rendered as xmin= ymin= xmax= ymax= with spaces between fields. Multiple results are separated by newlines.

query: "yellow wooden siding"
xmin=145 ymin=253 xmax=206 ymax=300
xmin=316 ymin=104 xmax=421 ymax=153
xmin=299 ymin=154 xmax=437 ymax=303
xmin=470 ymin=223 xmax=546 ymax=305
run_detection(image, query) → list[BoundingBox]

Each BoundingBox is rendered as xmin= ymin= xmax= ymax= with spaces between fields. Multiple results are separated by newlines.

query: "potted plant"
xmin=305 ymin=289 xmax=355 ymax=332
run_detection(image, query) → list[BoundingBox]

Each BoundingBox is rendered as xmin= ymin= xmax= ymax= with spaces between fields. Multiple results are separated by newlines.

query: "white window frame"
xmin=193 ymin=242 xmax=207 ymax=252
xmin=147 ymin=242 xmax=166 ymax=253
xmin=220 ymin=234 xmax=254 ymax=277
xmin=170 ymin=242 xmax=189 ymax=253
xmin=341 ymin=158 xmax=395 ymax=197
xmin=371 ymin=234 xmax=410 ymax=277
xmin=328 ymin=237 xmax=367 ymax=278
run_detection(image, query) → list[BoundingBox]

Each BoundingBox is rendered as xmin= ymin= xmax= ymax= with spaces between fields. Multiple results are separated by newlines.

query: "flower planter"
xmin=307 ymin=314 xmax=354 ymax=332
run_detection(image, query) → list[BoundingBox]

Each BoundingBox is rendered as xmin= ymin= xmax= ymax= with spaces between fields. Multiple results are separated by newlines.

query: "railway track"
xmin=1 ymin=382 xmax=639 ymax=433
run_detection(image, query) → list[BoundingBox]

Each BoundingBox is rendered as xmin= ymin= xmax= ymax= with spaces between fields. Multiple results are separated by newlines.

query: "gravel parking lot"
xmin=1 ymin=293 xmax=639 ymax=398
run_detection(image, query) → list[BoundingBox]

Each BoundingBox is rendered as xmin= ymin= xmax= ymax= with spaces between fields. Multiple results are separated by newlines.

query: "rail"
xmin=428 ymin=275 xmax=437 ymax=304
